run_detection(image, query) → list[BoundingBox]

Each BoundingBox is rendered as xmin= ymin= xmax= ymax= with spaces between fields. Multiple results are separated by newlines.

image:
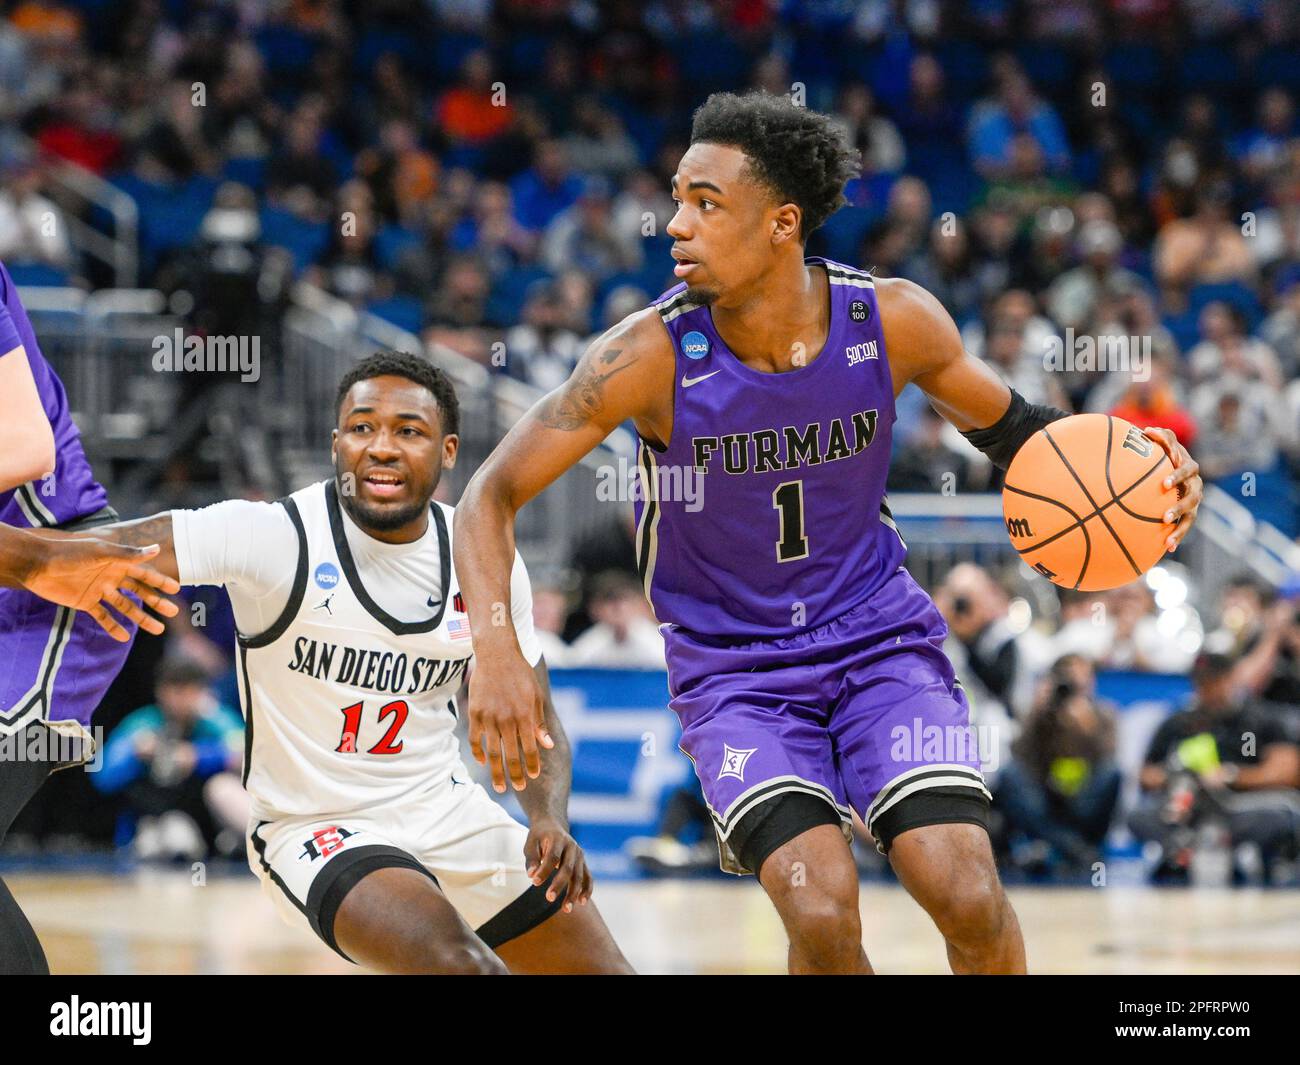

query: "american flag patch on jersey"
xmin=447 ymin=617 xmax=472 ymax=640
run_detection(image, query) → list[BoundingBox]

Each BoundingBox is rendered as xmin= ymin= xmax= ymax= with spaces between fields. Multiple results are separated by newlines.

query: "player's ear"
xmin=771 ymin=202 xmax=801 ymax=246
xmin=441 ymin=433 xmax=459 ymax=470
xmin=330 ymin=428 xmax=338 ymax=463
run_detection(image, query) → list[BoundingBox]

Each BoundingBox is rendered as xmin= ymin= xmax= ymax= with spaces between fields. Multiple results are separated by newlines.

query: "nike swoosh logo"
xmin=427 ymin=596 xmax=442 ymax=608
xmin=682 ymin=369 xmax=722 ymax=388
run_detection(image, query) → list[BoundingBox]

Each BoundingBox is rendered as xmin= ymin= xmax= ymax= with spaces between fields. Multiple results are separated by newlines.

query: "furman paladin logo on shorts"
xmin=717 ymin=744 xmax=757 ymax=782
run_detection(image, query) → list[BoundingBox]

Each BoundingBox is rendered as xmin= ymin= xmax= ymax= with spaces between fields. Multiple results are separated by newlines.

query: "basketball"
xmin=1002 ymin=414 xmax=1178 ymax=592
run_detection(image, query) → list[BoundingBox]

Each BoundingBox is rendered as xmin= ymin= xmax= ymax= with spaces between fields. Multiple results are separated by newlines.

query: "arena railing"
xmin=18 ymin=134 xmax=140 ymax=287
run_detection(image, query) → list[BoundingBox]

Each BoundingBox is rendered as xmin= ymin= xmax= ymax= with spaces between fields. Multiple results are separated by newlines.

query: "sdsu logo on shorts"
xmin=298 ymin=825 xmax=359 ymax=861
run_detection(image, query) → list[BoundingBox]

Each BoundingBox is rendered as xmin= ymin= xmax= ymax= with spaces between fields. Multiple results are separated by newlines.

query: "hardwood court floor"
xmin=8 ymin=870 xmax=1300 ymax=974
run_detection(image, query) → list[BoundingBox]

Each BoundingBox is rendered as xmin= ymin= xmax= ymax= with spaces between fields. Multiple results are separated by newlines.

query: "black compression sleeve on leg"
xmin=958 ymin=390 xmax=1069 ymax=470
xmin=0 ymin=877 xmax=48 ymax=975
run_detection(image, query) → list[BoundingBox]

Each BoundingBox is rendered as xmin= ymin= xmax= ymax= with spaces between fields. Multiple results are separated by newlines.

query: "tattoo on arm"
xmin=536 ymin=347 xmax=637 ymax=431
xmin=98 ymin=514 xmax=175 ymax=550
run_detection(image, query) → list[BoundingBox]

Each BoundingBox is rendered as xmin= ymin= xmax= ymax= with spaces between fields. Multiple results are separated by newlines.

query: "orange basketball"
xmin=1001 ymin=413 xmax=1178 ymax=591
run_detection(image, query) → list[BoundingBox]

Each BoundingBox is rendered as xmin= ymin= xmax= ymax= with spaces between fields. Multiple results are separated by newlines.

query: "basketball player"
xmin=0 ymin=259 xmax=180 ymax=976
xmin=453 ymin=93 xmax=1204 ymax=974
xmin=36 ymin=352 xmax=631 ymax=974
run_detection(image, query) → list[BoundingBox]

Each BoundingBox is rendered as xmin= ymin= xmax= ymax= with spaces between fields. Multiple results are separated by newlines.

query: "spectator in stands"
xmin=92 ymin=658 xmax=247 ymax=861
xmin=1235 ymin=87 xmax=1296 ymax=187
xmin=979 ymin=136 xmax=1076 ymax=242
xmin=981 ymin=310 xmax=1062 ymax=410
xmin=502 ymin=279 xmax=586 ymax=391
xmin=1055 ymin=582 xmax=1195 ymax=674
xmin=553 ymin=267 xmax=598 ymax=335
xmin=357 ymin=116 xmax=439 ymax=229
xmin=900 ymin=217 xmax=985 ymax=326
xmin=562 ymin=96 xmax=640 ymax=181
xmin=1187 ymin=301 xmax=1285 ymax=389
xmin=1190 ymin=375 xmax=1293 ymax=484
xmin=890 ymin=404 xmax=976 ymax=495
xmin=996 ymin=654 xmax=1122 ymax=876
xmin=0 ymin=154 xmax=72 ymax=269
xmin=835 ymin=82 xmax=905 ymax=176
xmin=541 ymin=175 xmax=643 ymax=282
xmin=1260 ymin=269 xmax=1300 ymax=381
xmin=566 ymin=570 xmax=666 ymax=669
xmin=612 ymin=168 xmax=675 ymax=248
xmin=1100 ymin=156 xmax=1157 ymax=249
xmin=1154 ymin=180 xmax=1256 ymax=301
xmin=1129 ymin=646 xmax=1300 ymax=884
xmin=936 ymin=563 xmax=1035 ymax=723
xmin=968 ymin=67 xmax=1072 ymax=180
xmin=435 ymin=49 xmax=512 ymax=149
xmin=510 ymin=138 xmax=582 ymax=233
xmin=1249 ymin=163 xmax=1300 ymax=271
xmin=530 ymin=581 xmax=573 ymax=668
xmin=423 ymin=253 xmax=493 ymax=361
xmin=448 ymin=179 xmax=535 ymax=277
xmin=265 ymin=102 xmax=338 ymax=220
xmin=1218 ymin=576 xmax=1300 ymax=711
xmin=1046 ymin=219 xmax=1144 ymax=332
xmin=895 ymin=53 xmax=963 ymax=160
xmin=306 ymin=179 xmax=390 ymax=307
xmin=1095 ymin=351 xmax=1198 ymax=450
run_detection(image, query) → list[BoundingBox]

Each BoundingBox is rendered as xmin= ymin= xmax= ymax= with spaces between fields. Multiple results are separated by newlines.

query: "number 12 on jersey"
xmin=337 ymin=699 xmax=409 ymax=755
xmin=773 ymin=480 xmax=809 ymax=562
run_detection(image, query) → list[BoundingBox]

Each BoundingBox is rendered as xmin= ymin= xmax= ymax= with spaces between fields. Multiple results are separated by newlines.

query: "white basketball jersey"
xmin=236 ymin=480 xmax=478 ymax=822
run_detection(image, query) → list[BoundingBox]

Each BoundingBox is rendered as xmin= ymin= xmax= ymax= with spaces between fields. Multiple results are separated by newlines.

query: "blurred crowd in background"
xmin=1 ymin=0 xmax=1299 ymax=882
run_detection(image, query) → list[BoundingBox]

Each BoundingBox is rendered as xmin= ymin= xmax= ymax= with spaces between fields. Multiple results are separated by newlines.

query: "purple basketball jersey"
xmin=634 ymin=258 xmax=907 ymax=638
xmin=0 ymin=261 xmax=126 ymax=738
xmin=0 ymin=260 xmax=108 ymax=529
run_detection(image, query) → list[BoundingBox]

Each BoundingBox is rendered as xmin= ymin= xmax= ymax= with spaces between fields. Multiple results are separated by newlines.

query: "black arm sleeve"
xmin=958 ymin=389 xmax=1070 ymax=471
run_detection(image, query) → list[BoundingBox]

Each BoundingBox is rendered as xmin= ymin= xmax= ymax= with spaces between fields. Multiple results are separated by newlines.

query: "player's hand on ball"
xmin=1141 ymin=426 xmax=1202 ymax=553
xmin=524 ymin=817 xmax=592 ymax=912
xmin=21 ymin=537 xmax=180 ymax=641
xmin=467 ymin=649 xmax=553 ymax=792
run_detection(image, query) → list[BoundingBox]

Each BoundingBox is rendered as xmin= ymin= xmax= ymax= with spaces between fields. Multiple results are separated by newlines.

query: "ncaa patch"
xmin=850 ymin=299 xmax=870 ymax=323
xmin=681 ymin=330 xmax=710 ymax=360
xmin=313 ymin=562 xmax=340 ymax=590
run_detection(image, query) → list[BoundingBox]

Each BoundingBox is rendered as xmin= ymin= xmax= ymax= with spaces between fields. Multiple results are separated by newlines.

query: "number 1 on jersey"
xmin=772 ymin=480 xmax=809 ymax=562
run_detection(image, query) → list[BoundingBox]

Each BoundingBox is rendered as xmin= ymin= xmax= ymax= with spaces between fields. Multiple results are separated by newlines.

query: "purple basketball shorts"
xmin=664 ymin=566 xmax=990 ymax=873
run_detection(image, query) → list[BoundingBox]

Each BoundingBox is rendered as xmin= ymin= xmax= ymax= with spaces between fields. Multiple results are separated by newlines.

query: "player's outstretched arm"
xmin=515 ymin=659 xmax=592 ymax=911
xmin=1 ymin=521 xmax=181 ymax=641
xmin=879 ymin=276 xmax=1203 ymax=552
xmin=455 ymin=308 xmax=672 ymax=793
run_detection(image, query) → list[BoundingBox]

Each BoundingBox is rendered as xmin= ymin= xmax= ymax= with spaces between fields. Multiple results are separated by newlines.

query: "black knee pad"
xmin=871 ymin=786 xmax=991 ymax=855
xmin=730 ymin=791 xmax=844 ymax=876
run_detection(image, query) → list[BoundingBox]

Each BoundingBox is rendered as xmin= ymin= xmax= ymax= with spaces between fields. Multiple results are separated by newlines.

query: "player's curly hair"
xmin=690 ymin=91 xmax=860 ymax=240
xmin=335 ymin=351 xmax=461 ymax=437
